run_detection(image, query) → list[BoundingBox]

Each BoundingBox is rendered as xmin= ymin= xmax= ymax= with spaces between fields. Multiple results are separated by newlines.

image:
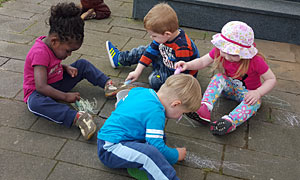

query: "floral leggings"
xmin=202 ymin=73 xmax=261 ymax=128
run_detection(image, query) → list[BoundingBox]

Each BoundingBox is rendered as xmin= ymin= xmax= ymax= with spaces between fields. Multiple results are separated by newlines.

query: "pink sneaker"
xmin=197 ymin=103 xmax=211 ymax=122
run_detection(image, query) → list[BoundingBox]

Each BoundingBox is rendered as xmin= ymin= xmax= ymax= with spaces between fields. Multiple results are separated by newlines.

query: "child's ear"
xmin=164 ymin=31 xmax=172 ymax=37
xmin=50 ymin=35 xmax=60 ymax=47
xmin=171 ymin=100 xmax=182 ymax=108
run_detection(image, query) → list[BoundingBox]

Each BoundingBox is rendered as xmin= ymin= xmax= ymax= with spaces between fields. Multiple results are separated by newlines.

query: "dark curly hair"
xmin=49 ymin=2 xmax=84 ymax=43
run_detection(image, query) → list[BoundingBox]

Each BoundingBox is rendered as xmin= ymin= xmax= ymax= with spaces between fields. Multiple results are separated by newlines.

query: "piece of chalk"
xmin=124 ymin=80 xmax=132 ymax=85
xmin=174 ymin=67 xmax=182 ymax=75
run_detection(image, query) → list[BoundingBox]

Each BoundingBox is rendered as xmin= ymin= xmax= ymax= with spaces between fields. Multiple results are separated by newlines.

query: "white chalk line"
xmin=184 ymin=151 xmax=261 ymax=175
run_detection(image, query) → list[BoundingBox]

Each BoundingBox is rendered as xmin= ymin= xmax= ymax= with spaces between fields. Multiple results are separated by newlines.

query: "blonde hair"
xmin=159 ymin=74 xmax=202 ymax=112
xmin=144 ymin=3 xmax=179 ymax=34
xmin=212 ymin=49 xmax=266 ymax=78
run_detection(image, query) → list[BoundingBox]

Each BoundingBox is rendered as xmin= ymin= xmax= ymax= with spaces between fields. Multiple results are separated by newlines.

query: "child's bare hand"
xmin=244 ymin=90 xmax=261 ymax=105
xmin=176 ymin=147 xmax=186 ymax=161
xmin=65 ymin=92 xmax=80 ymax=103
xmin=65 ymin=65 xmax=78 ymax=78
xmin=174 ymin=61 xmax=188 ymax=71
xmin=125 ymin=71 xmax=140 ymax=82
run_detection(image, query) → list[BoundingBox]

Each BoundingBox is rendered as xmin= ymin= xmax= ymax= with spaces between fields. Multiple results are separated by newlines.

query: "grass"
xmin=0 ymin=0 xmax=9 ymax=7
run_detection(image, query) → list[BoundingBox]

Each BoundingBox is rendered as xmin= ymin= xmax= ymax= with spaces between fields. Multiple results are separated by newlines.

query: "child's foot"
xmin=184 ymin=112 xmax=210 ymax=125
xmin=81 ymin=9 xmax=96 ymax=20
xmin=210 ymin=116 xmax=235 ymax=135
xmin=106 ymin=41 xmax=120 ymax=68
xmin=104 ymin=79 xmax=134 ymax=98
xmin=74 ymin=111 xmax=97 ymax=140
xmin=198 ymin=103 xmax=211 ymax=122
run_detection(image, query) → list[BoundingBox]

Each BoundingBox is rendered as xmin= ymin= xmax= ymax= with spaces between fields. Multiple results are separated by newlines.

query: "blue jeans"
xmin=27 ymin=59 xmax=110 ymax=127
xmin=119 ymin=45 xmax=175 ymax=91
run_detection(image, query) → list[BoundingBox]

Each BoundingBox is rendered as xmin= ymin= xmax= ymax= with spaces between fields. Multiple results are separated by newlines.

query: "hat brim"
xmin=211 ymin=33 xmax=258 ymax=59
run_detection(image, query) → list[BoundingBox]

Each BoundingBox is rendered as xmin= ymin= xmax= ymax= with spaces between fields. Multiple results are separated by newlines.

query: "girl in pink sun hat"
xmin=175 ymin=21 xmax=277 ymax=135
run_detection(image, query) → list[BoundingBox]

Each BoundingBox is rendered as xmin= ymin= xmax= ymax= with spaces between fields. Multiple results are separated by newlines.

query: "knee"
xmin=149 ymin=73 xmax=163 ymax=91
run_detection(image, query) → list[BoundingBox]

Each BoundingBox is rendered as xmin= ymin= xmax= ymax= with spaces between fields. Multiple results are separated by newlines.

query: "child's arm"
xmin=244 ymin=68 xmax=276 ymax=105
xmin=175 ymin=53 xmax=214 ymax=71
xmin=125 ymin=63 xmax=146 ymax=82
xmin=34 ymin=65 xmax=80 ymax=103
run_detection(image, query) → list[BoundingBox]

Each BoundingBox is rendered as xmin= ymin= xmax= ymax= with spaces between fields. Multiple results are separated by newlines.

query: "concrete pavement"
xmin=0 ymin=0 xmax=300 ymax=179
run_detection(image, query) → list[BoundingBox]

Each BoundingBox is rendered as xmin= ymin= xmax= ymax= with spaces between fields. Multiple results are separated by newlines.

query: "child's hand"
xmin=244 ymin=90 xmax=261 ymax=105
xmin=65 ymin=92 xmax=80 ymax=103
xmin=175 ymin=61 xmax=188 ymax=71
xmin=176 ymin=147 xmax=186 ymax=161
xmin=65 ymin=65 xmax=78 ymax=78
xmin=125 ymin=71 xmax=140 ymax=83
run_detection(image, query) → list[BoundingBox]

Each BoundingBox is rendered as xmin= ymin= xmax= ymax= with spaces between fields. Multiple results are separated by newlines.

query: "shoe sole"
xmin=184 ymin=113 xmax=210 ymax=125
xmin=86 ymin=125 xmax=97 ymax=140
xmin=210 ymin=119 xmax=232 ymax=136
xmin=198 ymin=115 xmax=210 ymax=122
xmin=106 ymin=41 xmax=117 ymax=68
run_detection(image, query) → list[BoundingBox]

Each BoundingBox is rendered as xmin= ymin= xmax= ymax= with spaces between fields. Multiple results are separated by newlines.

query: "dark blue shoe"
xmin=106 ymin=41 xmax=120 ymax=68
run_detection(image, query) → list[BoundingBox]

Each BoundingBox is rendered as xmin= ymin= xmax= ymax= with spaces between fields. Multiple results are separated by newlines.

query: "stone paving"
xmin=0 ymin=0 xmax=300 ymax=180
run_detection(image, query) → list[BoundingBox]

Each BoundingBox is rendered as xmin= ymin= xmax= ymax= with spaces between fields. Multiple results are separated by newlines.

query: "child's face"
xmin=220 ymin=50 xmax=240 ymax=62
xmin=52 ymin=39 xmax=82 ymax=60
xmin=147 ymin=30 xmax=170 ymax=44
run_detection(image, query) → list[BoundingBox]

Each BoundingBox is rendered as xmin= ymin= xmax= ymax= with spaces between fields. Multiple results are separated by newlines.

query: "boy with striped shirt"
xmin=106 ymin=3 xmax=199 ymax=91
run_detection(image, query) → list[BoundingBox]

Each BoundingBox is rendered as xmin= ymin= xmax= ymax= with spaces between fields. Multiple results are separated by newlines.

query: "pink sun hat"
xmin=211 ymin=21 xmax=258 ymax=59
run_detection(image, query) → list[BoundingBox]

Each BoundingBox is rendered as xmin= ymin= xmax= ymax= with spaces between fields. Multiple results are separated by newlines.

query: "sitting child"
xmin=97 ymin=74 xmax=202 ymax=179
xmin=79 ymin=0 xmax=111 ymax=20
xmin=23 ymin=2 xmax=122 ymax=140
xmin=175 ymin=21 xmax=276 ymax=135
xmin=106 ymin=3 xmax=199 ymax=91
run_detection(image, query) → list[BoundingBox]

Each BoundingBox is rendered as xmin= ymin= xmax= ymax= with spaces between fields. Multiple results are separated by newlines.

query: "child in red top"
xmin=175 ymin=21 xmax=277 ymax=135
xmin=23 ymin=2 xmax=122 ymax=140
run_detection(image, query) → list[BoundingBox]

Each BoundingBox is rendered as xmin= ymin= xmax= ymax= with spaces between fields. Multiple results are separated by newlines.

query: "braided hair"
xmin=49 ymin=2 xmax=84 ymax=43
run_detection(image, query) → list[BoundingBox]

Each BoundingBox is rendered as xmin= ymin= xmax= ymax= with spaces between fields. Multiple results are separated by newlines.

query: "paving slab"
xmin=0 ymin=15 xmax=34 ymax=34
xmin=0 ymin=30 xmax=35 ymax=44
xmin=30 ymin=118 xmax=80 ymax=140
xmin=0 ymin=70 xmax=23 ymax=98
xmin=248 ymin=120 xmax=300 ymax=160
xmin=0 ymin=56 xmax=9 ymax=65
xmin=0 ymin=149 xmax=56 ymax=180
xmin=256 ymin=39 xmax=298 ymax=62
xmin=166 ymin=134 xmax=223 ymax=171
xmin=174 ymin=164 xmax=205 ymax=180
xmin=0 ymin=41 xmax=31 ymax=60
xmin=85 ymin=20 xmax=112 ymax=33
xmin=223 ymin=145 xmax=300 ymax=179
xmin=1 ymin=59 xmax=24 ymax=73
xmin=80 ymin=54 xmax=121 ymax=77
xmin=0 ymin=98 xmax=37 ymax=129
xmin=22 ymin=20 xmax=50 ymax=38
xmin=110 ymin=17 xmax=145 ymax=31
xmin=266 ymin=90 xmax=300 ymax=112
xmin=2 ymin=1 xmax=49 ymax=14
xmin=0 ymin=0 xmax=299 ymax=179
xmin=110 ymin=26 xmax=147 ymax=38
xmin=109 ymin=1 xmax=131 ymax=18
xmin=268 ymin=59 xmax=300 ymax=82
xmin=55 ymin=139 xmax=129 ymax=176
xmin=206 ymin=173 xmax=242 ymax=180
xmin=48 ymin=162 xmax=133 ymax=180
xmin=0 ymin=126 xmax=66 ymax=158
xmin=166 ymin=116 xmax=247 ymax=148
